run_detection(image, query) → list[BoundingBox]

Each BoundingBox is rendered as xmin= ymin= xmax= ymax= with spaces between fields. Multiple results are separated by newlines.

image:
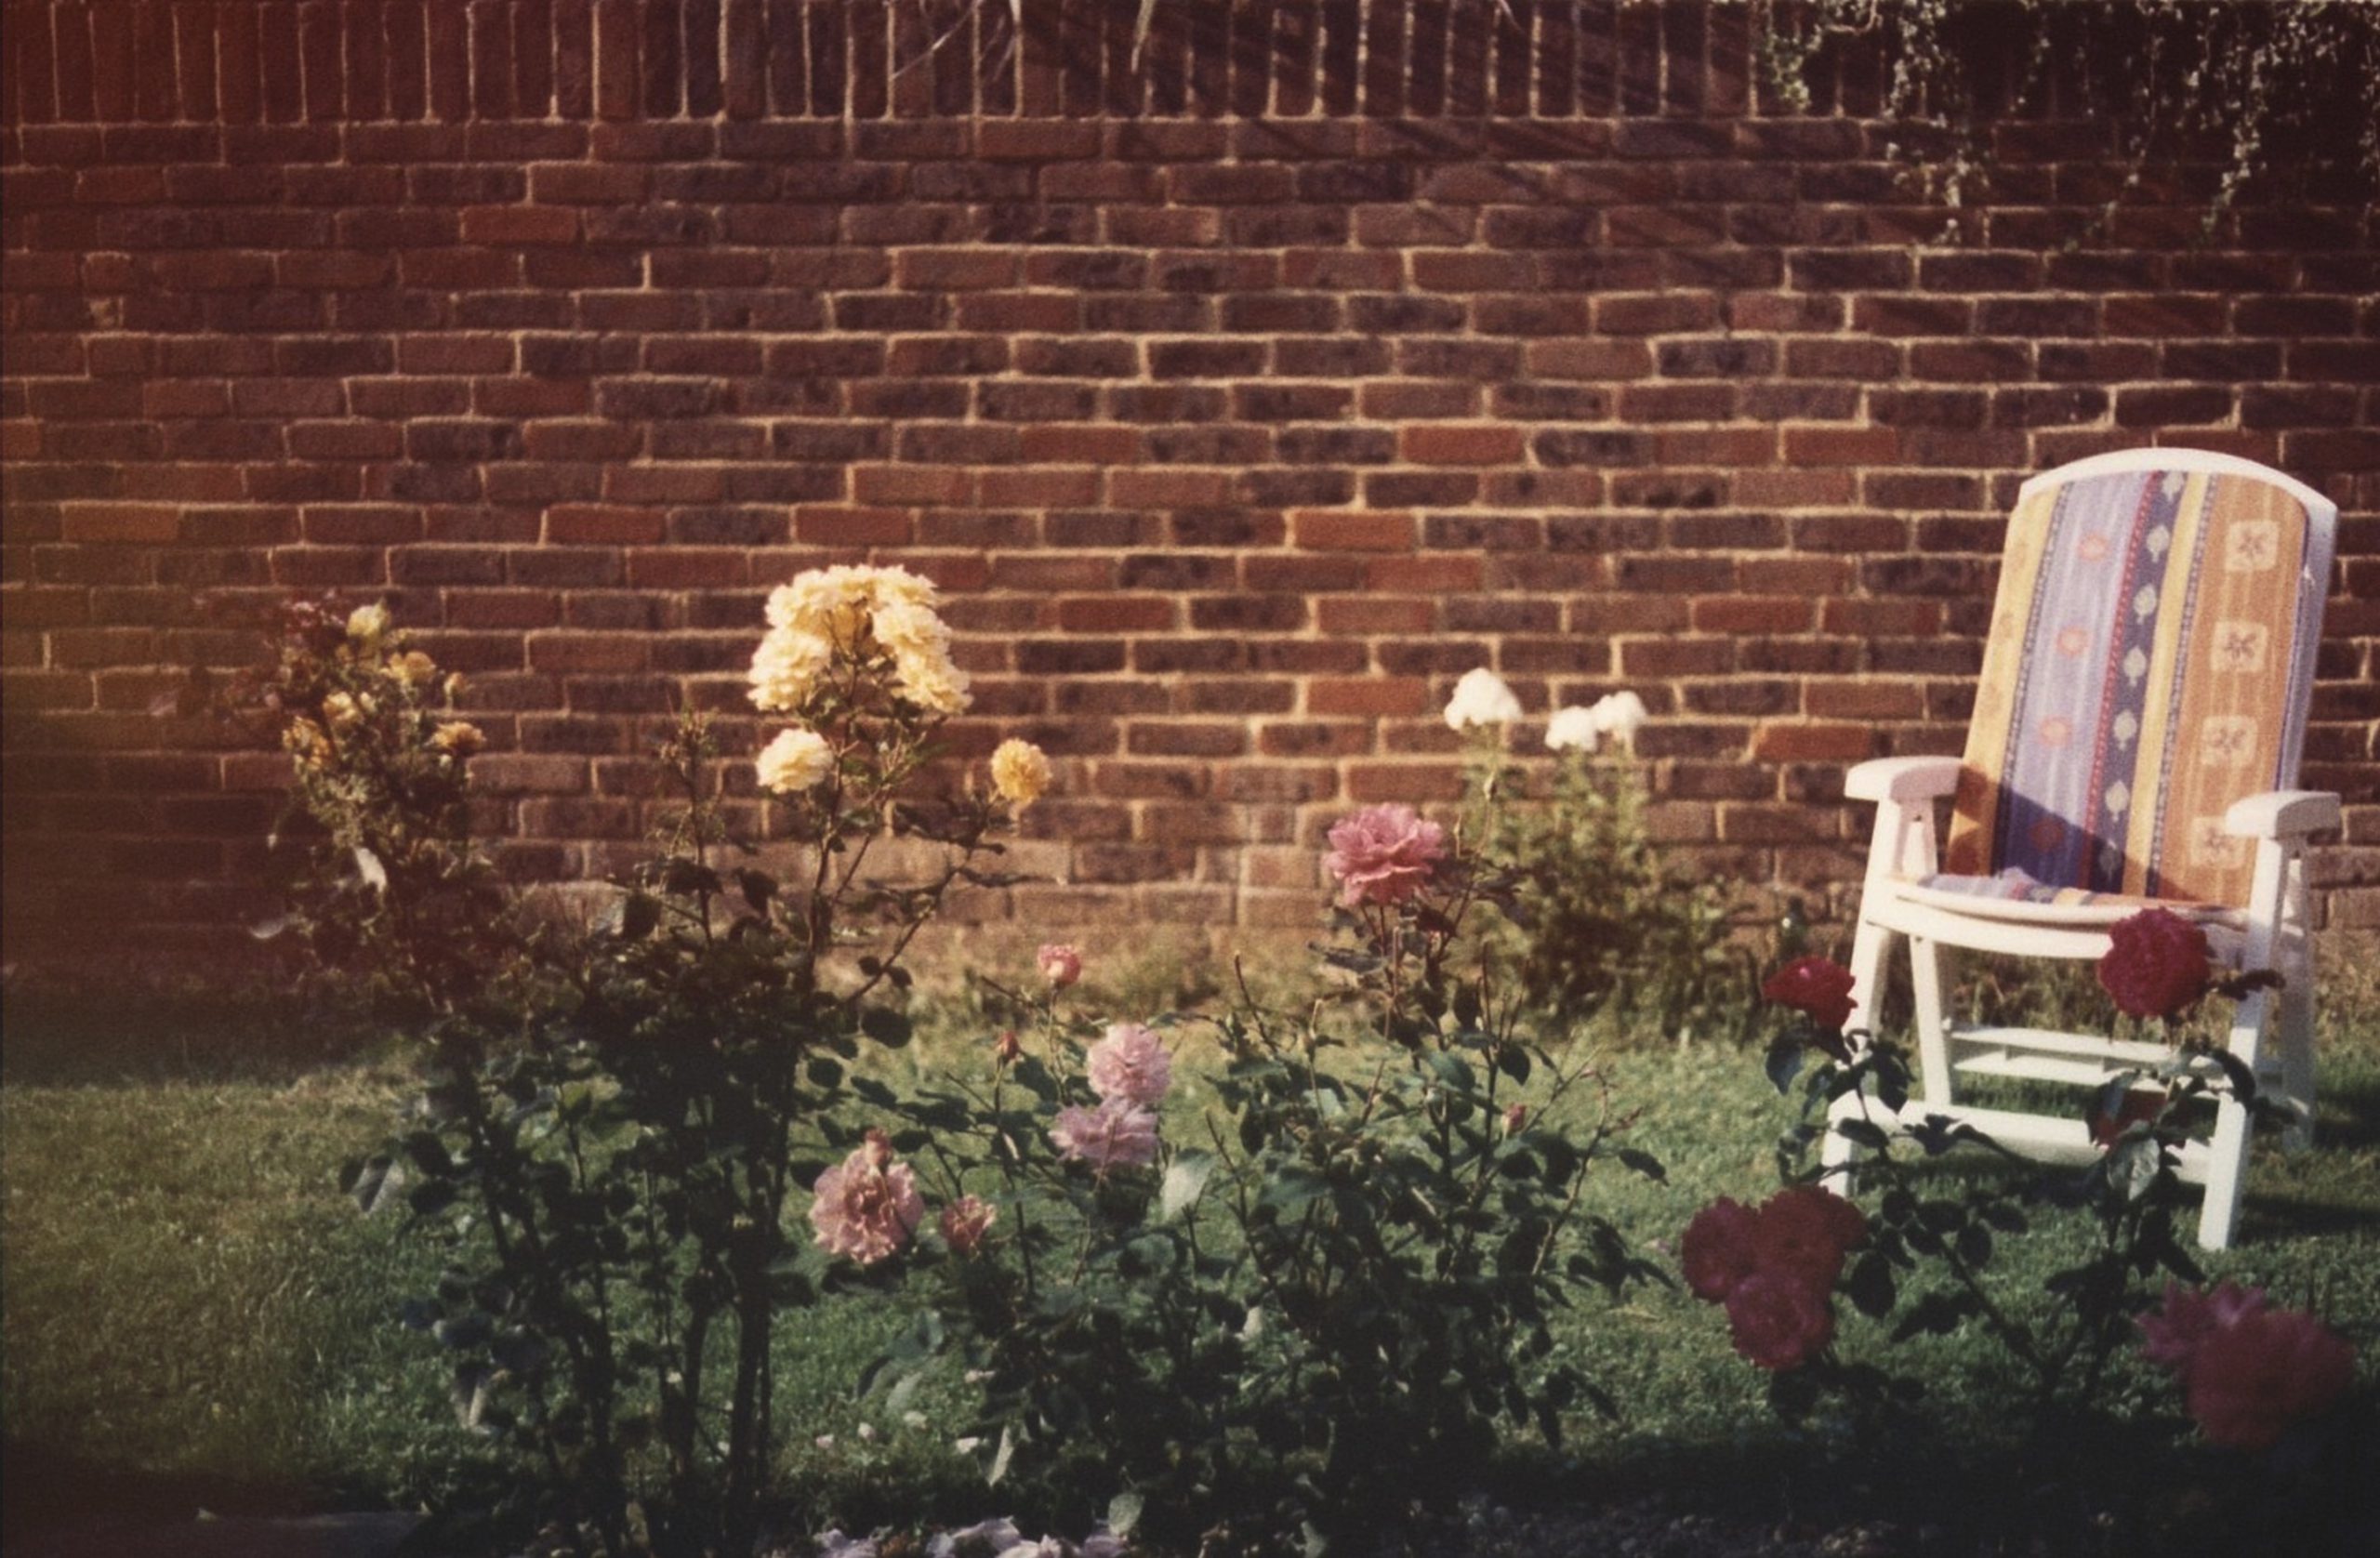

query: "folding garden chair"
xmin=1826 ymin=448 xmax=2340 ymax=1249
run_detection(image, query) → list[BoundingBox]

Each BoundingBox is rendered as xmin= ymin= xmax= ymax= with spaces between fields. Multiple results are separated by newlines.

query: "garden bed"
xmin=7 ymin=972 xmax=2376 ymax=1558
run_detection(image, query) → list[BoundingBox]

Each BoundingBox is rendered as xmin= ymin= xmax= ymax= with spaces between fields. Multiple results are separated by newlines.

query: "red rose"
xmin=1752 ymin=1184 xmax=1867 ymax=1292
xmin=2086 ymin=1086 xmax=2168 ymax=1150
xmin=2186 ymin=1308 xmax=2356 ymax=1451
xmin=1761 ymin=957 xmax=1858 ymax=1033
xmin=1681 ymin=1197 xmax=1760 ymax=1302
xmin=2138 ymin=1279 xmax=2270 ymax=1380
xmin=2096 ymin=907 xmax=2213 ymax=1021
xmin=1724 ymin=1270 xmax=1837 ymax=1371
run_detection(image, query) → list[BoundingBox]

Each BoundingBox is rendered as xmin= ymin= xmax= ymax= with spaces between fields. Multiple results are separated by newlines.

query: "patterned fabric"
xmin=1909 ymin=866 xmax=2215 ymax=915
xmin=1941 ymin=465 xmax=2334 ymax=908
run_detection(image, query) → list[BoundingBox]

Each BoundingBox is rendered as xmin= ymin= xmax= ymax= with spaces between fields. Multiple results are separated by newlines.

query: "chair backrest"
xmin=1942 ymin=450 xmax=2338 ymax=906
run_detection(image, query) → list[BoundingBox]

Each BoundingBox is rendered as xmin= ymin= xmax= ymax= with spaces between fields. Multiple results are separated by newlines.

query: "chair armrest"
xmin=2223 ymin=790 xmax=2341 ymax=840
xmin=1844 ymin=756 xmax=1964 ymax=804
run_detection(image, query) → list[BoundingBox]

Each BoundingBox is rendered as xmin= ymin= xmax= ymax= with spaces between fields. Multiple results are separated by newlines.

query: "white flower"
xmin=892 ymin=643 xmax=971 ymax=714
xmin=990 ymin=739 xmax=1051 ymax=808
xmin=871 ymin=596 xmax=952 ymax=657
xmin=749 ymin=626 xmax=833 ymax=713
xmin=1591 ymin=691 xmax=1650 ymax=749
xmin=756 ymin=726 xmax=836 ymax=794
xmin=1543 ymin=706 xmax=1602 ymax=753
xmin=1443 ymin=667 xmax=1523 ymax=731
xmin=930 ymin=1520 xmax=1024 ymax=1558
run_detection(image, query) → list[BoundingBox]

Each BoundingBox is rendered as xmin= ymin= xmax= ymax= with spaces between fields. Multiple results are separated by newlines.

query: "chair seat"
xmin=1893 ymin=868 xmax=2245 ymax=930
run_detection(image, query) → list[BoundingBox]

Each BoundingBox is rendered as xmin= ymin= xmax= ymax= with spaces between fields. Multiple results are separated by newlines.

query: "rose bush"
xmin=860 ymin=792 xmax=1665 ymax=1548
xmin=310 ymin=569 xmax=1054 ymax=1556
xmin=1723 ymin=930 xmax=2363 ymax=1482
xmin=1451 ymin=673 xmax=1743 ymax=1038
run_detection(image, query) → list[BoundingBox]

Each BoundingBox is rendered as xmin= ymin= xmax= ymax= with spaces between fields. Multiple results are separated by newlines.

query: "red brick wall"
xmin=4 ymin=1 xmax=2376 ymax=961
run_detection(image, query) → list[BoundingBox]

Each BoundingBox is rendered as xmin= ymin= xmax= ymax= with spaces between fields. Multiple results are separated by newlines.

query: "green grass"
xmin=5 ymin=954 xmax=2377 ymax=1547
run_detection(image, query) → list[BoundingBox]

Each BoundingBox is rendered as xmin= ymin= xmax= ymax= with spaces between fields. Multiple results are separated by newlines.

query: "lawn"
xmin=5 ymin=951 xmax=2377 ymax=1553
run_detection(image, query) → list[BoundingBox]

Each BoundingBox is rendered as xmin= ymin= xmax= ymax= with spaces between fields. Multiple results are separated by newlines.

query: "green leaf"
xmin=1846 ymin=1250 xmax=1897 ymax=1317
xmin=734 ymin=868 xmax=776 ymax=911
xmin=617 ymin=892 xmax=661 ymax=941
xmin=860 ymin=1007 xmax=913 ymax=1049
xmin=1765 ymin=1037 xmax=1805 ymax=1095
xmin=1158 ymin=1151 xmax=1217 ymax=1223
xmin=1616 ymin=1147 xmax=1665 ymax=1182
xmin=1834 ymin=1116 xmax=1889 ymax=1150
xmin=352 ymin=846 xmax=388 ymax=893
xmin=1424 ymin=1050 xmax=1477 ymax=1094
xmin=987 ymin=1424 xmax=1015 ymax=1486
xmin=660 ymin=858 xmax=721 ymax=898
xmin=1107 ymin=1490 xmax=1144 ymax=1538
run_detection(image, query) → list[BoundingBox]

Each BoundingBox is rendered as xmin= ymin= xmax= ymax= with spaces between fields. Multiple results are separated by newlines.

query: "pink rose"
xmin=1037 ymin=943 xmax=1083 ymax=988
xmin=1051 ymin=1099 xmax=1159 ymax=1173
xmin=2138 ymin=1280 xmax=2271 ymax=1380
xmin=2186 ymin=1308 xmax=2356 ymax=1450
xmin=1085 ymin=1022 xmax=1172 ymax=1107
xmin=1724 ymin=1269 xmax=1837 ymax=1371
xmin=938 ymin=1195 xmax=997 ymax=1257
xmin=1502 ymin=1102 xmax=1528 ymax=1135
xmin=808 ymin=1130 xmax=924 ymax=1266
xmin=2097 ymin=906 xmax=2213 ymax=1021
xmin=1761 ymin=957 xmax=1858 ymax=1034
xmin=1681 ymin=1197 xmax=1760 ymax=1302
xmin=994 ymin=1029 xmax=1022 ymax=1065
xmin=1324 ymin=802 xmax=1448 ymax=907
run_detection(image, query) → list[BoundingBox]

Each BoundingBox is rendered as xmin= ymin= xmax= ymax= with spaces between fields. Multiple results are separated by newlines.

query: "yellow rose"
xmin=283 ymin=717 xmax=331 ymax=767
xmin=346 ymin=602 xmax=391 ymax=646
xmin=322 ymin=692 xmax=364 ymax=731
xmin=431 ymin=721 xmax=485 ymax=757
xmin=892 ymin=645 xmax=971 ymax=715
xmin=389 ymin=650 xmax=439 ymax=688
xmin=989 ymin=739 xmax=1051 ymax=809
xmin=748 ymin=627 xmax=833 ymax=714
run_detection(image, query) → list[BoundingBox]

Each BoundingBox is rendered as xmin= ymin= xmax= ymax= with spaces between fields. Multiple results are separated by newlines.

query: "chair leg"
xmin=1825 ymin=913 xmax=1899 ymax=1189
xmin=2279 ymin=954 xmax=2317 ymax=1155
xmin=1908 ymin=934 xmax=1956 ymax=1107
xmin=2200 ymin=835 xmax=2293 ymax=1248
xmin=2279 ymin=861 xmax=2318 ymax=1154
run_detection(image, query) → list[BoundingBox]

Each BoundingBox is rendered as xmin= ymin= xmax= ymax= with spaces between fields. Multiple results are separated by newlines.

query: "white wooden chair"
xmin=1826 ymin=449 xmax=2340 ymax=1249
